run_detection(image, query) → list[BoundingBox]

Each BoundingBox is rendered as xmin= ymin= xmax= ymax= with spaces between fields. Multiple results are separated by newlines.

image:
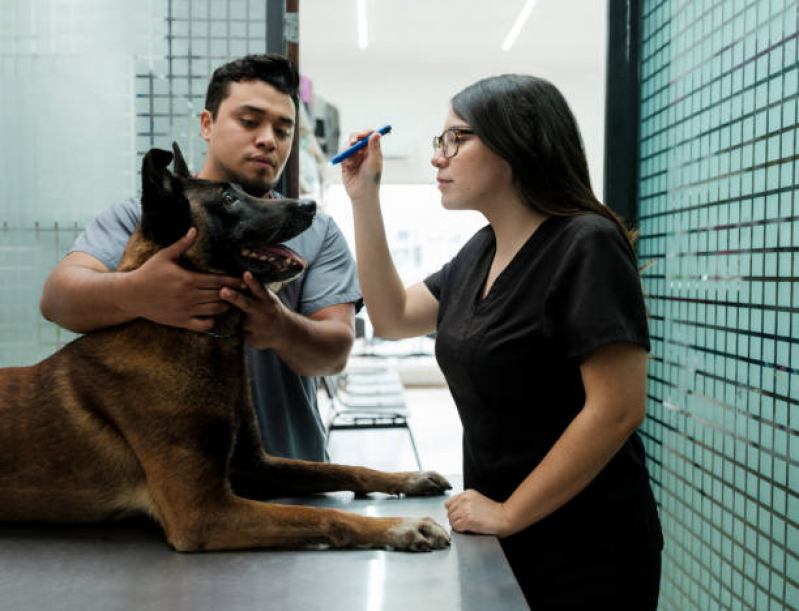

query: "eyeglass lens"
xmin=433 ymin=130 xmax=459 ymax=157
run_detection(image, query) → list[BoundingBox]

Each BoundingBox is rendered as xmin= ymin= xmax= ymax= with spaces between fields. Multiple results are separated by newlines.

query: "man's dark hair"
xmin=204 ymin=54 xmax=299 ymax=119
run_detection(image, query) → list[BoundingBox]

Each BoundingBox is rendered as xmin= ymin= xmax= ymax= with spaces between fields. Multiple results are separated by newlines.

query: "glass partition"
xmin=637 ymin=0 xmax=798 ymax=607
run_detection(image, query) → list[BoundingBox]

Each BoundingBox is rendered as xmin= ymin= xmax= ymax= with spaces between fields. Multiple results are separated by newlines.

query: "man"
xmin=40 ymin=54 xmax=360 ymax=462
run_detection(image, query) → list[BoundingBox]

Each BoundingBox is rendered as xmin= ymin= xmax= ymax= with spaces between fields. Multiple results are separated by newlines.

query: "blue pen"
xmin=330 ymin=125 xmax=392 ymax=165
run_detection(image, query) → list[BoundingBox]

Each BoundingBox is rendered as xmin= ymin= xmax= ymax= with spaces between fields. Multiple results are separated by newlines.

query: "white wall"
xmin=308 ymin=65 xmax=607 ymax=199
xmin=300 ymin=0 xmax=608 ymax=199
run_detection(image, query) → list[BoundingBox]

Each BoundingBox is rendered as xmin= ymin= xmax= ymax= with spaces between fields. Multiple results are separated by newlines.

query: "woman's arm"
xmin=341 ymin=131 xmax=438 ymax=339
xmin=445 ymin=342 xmax=648 ymax=537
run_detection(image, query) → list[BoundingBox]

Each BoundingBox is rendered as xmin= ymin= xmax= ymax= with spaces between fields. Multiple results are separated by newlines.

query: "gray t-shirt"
xmin=70 ymin=197 xmax=362 ymax=462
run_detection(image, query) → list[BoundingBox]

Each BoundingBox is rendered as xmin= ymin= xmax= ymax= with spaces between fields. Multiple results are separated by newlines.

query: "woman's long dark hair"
xmin=451 ymin=74 xmax=636 ymax=255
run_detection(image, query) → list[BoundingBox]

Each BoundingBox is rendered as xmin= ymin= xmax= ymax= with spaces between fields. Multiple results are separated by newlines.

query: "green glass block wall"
xmin=637 ymin=0 xmax=798 ymax=609
xmin=0 ymin=0 xmax=274 ymax=367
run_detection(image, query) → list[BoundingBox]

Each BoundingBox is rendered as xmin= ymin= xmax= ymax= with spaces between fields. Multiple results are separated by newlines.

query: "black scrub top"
xmin=425 ymin=213 xmax=663 ymax=555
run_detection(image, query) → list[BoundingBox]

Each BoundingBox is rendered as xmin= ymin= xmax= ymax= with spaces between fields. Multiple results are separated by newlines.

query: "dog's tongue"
xmin=255 ymin=244 xmax=307 ymax=268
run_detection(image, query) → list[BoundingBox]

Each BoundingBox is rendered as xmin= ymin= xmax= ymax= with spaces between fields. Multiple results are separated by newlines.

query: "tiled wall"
xmin=0 ymin=0 xmax=274 ymax=366
xmin=637 ymin=0 xmax=798 ymax=608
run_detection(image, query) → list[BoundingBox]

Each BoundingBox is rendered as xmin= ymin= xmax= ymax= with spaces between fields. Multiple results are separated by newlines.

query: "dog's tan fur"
xmin=0 ymin=147 xmax=450 ymax=553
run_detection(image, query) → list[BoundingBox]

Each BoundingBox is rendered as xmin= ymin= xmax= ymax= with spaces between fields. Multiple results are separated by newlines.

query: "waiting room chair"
xmin=321 ymin=370 xmax=423 ymax=470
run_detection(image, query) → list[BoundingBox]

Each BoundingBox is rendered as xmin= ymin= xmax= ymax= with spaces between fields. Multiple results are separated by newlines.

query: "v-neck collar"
xmin=475 ymin=215 xmax=560 ymax=307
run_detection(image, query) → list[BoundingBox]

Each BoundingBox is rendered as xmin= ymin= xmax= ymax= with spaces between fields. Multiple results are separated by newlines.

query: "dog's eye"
xmin=223 ymin=193 xmax=237 ymax=207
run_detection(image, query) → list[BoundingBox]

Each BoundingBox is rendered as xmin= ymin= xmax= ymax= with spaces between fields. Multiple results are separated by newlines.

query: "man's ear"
xmin=140 ymin=147 xmax=191 ymax=247
xmin=200 ymin=109 xmax=213 ymax=142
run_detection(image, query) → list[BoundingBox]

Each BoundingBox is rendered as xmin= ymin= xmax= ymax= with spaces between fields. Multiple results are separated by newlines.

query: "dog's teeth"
xmin=242 ymin=248 xmax=251 ymax=256
xmin=267 ymin=256 xmax=276 ymax=262
xmin=285 ymin=257 xmax=292 ymax=264
xmin=259 ymin=255 xmax=268 ymax=261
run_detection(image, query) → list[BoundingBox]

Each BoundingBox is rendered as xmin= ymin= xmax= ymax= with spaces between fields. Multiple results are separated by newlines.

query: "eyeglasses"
xmin=432 ymin=127 xmax=475 ymax=159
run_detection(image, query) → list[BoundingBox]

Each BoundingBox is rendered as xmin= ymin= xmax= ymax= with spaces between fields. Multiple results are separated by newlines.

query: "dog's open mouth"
xmin=240 ymin=244 xmax=308 ymax=279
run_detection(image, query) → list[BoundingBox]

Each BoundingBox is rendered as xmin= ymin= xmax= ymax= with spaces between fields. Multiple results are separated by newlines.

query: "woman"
xmin=341 ymin=74 xmax=663 ymax=609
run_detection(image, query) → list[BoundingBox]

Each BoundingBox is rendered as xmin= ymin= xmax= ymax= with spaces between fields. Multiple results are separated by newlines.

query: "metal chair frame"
xmin=321 ymin=373 xmax=423 ymax=470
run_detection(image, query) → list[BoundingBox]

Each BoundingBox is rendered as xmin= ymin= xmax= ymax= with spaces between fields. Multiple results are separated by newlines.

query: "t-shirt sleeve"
xmin=425 ymin=225 xmax=489 ymax=303
xmin=298 ymin=215 xmax=362 ymax=316
xmin=545 ymin=220 xmax=650 ymax=364
xmin=68 ymin=198 xmax=141 ymax=271
xmin=423 ymin=263 xmax=448 ymax=301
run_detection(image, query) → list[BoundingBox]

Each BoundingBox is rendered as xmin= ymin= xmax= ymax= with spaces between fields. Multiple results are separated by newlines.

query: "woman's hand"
xmin=445 ymin=489 xmax=513 ymax=537
xmin=341 ymin=130 xmax=384 ymax=206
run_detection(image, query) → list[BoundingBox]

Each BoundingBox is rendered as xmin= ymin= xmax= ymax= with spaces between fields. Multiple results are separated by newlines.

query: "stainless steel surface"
xmin=0 ymin=476 xmax=528 ymax=611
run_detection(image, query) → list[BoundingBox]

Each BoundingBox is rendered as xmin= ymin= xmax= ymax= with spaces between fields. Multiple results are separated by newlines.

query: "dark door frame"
xmin=604 ymin=0 xmax=642 ymax=228
xmin=268 ymin=0 xmax=300 ymax=198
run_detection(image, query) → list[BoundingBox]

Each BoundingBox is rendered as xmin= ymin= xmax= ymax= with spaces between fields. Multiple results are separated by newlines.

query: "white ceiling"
xmin=299 ymin=0 xmax=607 ymax=72
xmin=298 ymin=0 xmax=608 ymax=188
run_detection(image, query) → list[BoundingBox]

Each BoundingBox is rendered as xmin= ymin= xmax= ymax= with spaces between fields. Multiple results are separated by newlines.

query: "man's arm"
xmin=277 ymin=302 xmax=355 ymax=376
xmin=41 ymin=228 xmax=245 ymax=334
xmin=41 ymin=251 xmax=138 ymax=333
xmin=221 ymin=271 xmax=355 ymax=376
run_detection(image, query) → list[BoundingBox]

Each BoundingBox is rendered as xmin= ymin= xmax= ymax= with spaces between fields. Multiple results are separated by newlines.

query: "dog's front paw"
xmin=396 ymin=471 xmax=452 ymax=496
xmin=388 ymin=517 xmax=450 ymax=552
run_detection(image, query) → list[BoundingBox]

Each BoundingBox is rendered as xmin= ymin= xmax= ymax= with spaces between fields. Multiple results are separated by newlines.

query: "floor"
xmin=321 ymin=385 xmax=464 ymax=475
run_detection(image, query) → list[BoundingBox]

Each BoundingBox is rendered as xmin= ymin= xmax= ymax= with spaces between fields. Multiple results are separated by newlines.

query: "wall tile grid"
xmin=638 ymin=0 xmax=798 ymax=609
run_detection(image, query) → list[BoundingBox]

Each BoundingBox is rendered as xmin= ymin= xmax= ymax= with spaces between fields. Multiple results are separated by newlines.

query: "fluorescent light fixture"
xmin=358 ymin=0 xmax=368 ymax=49
xmin=502 ymin=0 xmax=537 ymax=51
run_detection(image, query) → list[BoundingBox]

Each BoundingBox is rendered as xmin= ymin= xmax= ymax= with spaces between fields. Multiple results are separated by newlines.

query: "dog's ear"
xmin=171 ymin=141 xmax=191 ymax=178
xmin=140 ymin=147 xmax=191 ymax=247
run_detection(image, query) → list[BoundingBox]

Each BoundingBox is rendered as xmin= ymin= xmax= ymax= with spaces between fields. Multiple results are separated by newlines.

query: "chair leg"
xmin=324 ymin=413 xmax=340 ymax=452
xmin=324 ymin=413 xmax=423 ymax=471
xmin=406 ymin=424 xmax=423 ymax=471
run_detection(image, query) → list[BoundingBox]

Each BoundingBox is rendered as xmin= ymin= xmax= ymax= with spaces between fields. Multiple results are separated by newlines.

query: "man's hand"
xmin=219 ymin=271 xmax=290 ymax=350
xmin=220 ymin=271 xmax=355 ymax=376
xmin=122 ymin=228 xmax=246 ymax=332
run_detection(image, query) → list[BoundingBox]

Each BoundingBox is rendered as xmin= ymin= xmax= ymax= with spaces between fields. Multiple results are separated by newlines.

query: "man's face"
xmin=199 ymin=79 xmax=296 ymax=197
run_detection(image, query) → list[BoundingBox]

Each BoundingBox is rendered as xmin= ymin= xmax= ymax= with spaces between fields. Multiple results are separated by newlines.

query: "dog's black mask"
xmin=140 ymin=143 xmax=316 ymax=284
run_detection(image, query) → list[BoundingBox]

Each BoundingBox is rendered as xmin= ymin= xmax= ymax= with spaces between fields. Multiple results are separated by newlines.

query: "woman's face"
xmin=431 ymin=108 xmax=514 ymax=212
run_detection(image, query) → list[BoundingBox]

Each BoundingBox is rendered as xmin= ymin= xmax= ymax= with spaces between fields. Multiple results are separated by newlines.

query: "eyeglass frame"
xmin=432 ymin=127 xmax=476 ymax=159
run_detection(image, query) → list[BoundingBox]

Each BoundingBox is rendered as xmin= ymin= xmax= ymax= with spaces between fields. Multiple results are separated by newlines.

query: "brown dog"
xmin=0 ymin=144 xmax=451 ymax=552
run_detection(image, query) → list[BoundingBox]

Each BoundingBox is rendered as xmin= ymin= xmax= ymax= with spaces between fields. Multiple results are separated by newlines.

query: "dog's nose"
xmin=297 ymin=199 xmax=316 ymax=217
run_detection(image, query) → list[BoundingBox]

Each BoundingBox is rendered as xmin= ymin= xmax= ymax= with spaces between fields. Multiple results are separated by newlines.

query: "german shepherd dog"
xmin=0 ymin=144 xmax=451 ymax=552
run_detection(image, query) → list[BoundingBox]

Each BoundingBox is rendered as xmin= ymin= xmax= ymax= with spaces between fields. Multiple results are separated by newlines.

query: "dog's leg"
xmin=228 ymin=397 xmax=451 ymax=499
xmin=120 ymin=411 xmax=448 ymax=552
xmin=231 ymin=455 xmax=451 ymax=500
xmin=137 ymin=444 xmax=449 ymax=552
xmin=162 ymin=493 xmax=449 ymax=552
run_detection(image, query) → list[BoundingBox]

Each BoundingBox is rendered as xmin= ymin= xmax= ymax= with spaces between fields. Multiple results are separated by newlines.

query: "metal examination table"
xmin=0 ymin=476 xmax=528 ymax=611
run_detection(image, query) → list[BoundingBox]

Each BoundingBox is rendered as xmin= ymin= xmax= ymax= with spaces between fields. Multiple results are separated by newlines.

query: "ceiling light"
xmin=358 ymin=0 xmax=368 ymax=49
xmin=502 ymin=0 xmax=537 ymax=51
